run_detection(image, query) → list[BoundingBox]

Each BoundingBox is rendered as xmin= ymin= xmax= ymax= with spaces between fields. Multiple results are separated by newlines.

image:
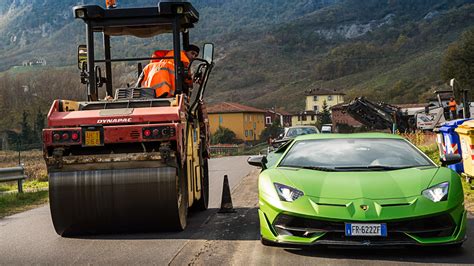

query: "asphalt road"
xmin=0 ymin=156 xmax=252 ymax=265
xmin=1 ymin=155 xmax=473 ymax=265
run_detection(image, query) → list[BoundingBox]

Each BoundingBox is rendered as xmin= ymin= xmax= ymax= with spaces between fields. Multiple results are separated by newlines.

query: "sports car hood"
xmin=273 ymin=167 xmax=440 ymax=199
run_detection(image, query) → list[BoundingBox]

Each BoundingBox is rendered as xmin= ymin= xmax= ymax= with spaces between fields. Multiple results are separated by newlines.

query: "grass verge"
xmin=462 ymin=180 xmax=474 ymax=212
xmin=0 ymin=150 xmax=50 ymax=217
xmin=0 ymin=179 xmax=48 ymax=192
xmin=418 ymin=144 xmax=440 ymax=165
xmin=0 ymin=191 xmax=49 ymax=218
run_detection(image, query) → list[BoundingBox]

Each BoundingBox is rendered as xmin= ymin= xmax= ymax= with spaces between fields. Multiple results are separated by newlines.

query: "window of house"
xmin=311 ymin=115 xmax=315 ymax=121
xmin=302 ymin=115 xmax=307 ymax=121
xmin=245 ymin=130 xmax=248 ymax=137
xmin=265 ymin=116 xmax=271 ymax=124
xmin=297 ymin=116 xmax=301 ymax=121
xmin=328 ymin=95 xmax=333 ymax=101
xmin=313 ymin=96 xmax=318 ymax=101
xmin=249 ymin=130 xmax=253 ymax=137
xmin=219 ymin=115 xmax=223 ymax=124
xmin=313 ymin=106 xmax=318 ymax=112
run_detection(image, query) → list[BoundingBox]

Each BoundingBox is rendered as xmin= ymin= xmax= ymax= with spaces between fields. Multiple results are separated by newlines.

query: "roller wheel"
xmin=48 ymin=157 xmax=188 ymax=236
xmin=194 ymin=157 xmax=209 ymax=211
xmin=174 ymin=158 xmax=189 ymax=230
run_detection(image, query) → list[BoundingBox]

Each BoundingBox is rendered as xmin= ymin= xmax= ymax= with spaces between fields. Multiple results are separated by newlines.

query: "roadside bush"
xmin=211 ymin=126 xmax=237 ymax=144
xmin=418 ymin=144 xmax=440 ymax=165
xmin=399 ymin=131 xmax=436 ymax=147
xmin=260 ymin=120 xmax=283 ymax=142
xmin=335 ymin=123 xmax=370 ymax=133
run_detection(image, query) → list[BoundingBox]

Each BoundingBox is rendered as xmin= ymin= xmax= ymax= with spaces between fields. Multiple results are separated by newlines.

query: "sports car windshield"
xmin=279 ymin=138 xmax=434 ymax=170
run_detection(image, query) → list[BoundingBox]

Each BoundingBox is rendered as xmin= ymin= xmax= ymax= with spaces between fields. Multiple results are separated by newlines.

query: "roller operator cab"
xmin=42 ymin=1 xmax=215 ymax=236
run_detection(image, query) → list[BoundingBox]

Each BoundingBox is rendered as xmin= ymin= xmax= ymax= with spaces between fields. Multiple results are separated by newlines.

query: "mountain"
xmin=0 ymin=0 xmax=337 ymax=70
xmin=208 ymin=0 xmax=474 ymax=110
xmin=0 ymin=0 xmax=473 ymax=112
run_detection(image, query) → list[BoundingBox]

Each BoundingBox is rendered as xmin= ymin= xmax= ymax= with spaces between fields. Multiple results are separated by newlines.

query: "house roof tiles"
xmin=305 ymin=88 xmax=345 ymax=96
xmin=207 ymin=102 xmax=266 ymax=114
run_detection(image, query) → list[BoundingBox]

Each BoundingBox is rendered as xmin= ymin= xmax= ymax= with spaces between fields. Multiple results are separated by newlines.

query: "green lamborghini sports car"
xmin=248 ymin=133 xmax=467 ymax=247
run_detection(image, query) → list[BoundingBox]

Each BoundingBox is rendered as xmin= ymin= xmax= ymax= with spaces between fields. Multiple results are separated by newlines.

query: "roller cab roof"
xmin=73 ymin=2 xmax=199 ymax=38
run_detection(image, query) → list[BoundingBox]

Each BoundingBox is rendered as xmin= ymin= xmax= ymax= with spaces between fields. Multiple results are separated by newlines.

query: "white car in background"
xmin=272 ymin=126 xmax=320 ymax=147
xmin=321 ymin=124 xmax=333 ymax=133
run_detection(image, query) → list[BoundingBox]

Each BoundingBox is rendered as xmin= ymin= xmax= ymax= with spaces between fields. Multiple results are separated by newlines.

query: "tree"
xmin=33 ymin=109 xmax=45 ymax=143
xmin=317 ymin=100 xmax=332 ymax=126
xmin=260 ymin=119 xmax=283 ymax=142
xmin=441 ymin=28 xmax=474 ymax=101
xmin=211 ymin=126 xmax=237 ymax=144
xmin=20 ymin=110 xmax=32 ymax=148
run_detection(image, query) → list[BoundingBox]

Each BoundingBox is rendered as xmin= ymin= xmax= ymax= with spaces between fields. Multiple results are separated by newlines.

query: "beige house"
xmin=305 ymin=88 xmax=345 ymax=112
xmin=207 ymin=102 xmax=266 ymax=142
xmin=291 ymin=111 xmax=317 ymax=126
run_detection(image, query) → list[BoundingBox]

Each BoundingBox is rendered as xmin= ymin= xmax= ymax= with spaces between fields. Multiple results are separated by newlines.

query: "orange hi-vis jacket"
xmin=141 ymin=50 xmax=191 ymax=98
xmin=448 ymin=100 xmax=457 ymax=111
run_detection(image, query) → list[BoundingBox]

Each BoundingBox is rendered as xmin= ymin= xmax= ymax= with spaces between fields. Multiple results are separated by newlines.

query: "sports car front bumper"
xmin=259 ymin=197 xmax=467 ymax=246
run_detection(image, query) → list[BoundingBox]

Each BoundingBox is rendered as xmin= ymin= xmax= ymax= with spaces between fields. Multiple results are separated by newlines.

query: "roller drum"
xmin=49 ymin=167 xmax=187 ymax=236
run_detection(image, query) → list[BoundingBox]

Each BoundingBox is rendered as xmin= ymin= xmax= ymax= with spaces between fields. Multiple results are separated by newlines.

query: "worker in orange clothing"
xmin=139 ymin=45 xmax=199 ymax=98
xmin=448 ymin=97 xmax=457 ymax=120
xmin=106 ymin=0 xmax=117 ymax=8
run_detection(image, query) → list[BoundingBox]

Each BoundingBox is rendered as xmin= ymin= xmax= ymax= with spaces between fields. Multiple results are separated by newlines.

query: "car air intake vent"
xmin=130 ymin=130 xmax=140 ymax=139
xmin=380 ymin=203 xmax=411 ymax=207
xmin=316 ymin=203 xmax=346 ymax=207
xmin=115 ymin=88 xmax=156 ymax=100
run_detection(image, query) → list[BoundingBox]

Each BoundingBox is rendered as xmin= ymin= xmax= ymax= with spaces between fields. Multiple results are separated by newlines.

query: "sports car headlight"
xmin=422 ymin=182 xmax=449 ymax=202
xmin=274 ymin=183 xmax=304 ymax=202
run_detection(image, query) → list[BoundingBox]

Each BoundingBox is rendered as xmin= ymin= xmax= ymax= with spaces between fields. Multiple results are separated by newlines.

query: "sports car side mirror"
xmin=248 ymin=155 xmax=268 ymax=170
xmin=440 ymin=154 xmax=462 ymax=167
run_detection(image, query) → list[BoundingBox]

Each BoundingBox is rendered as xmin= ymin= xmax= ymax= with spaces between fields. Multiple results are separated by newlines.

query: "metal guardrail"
xmin=0 ymin=166 xmax=27 ymax=193
xmin=210 ymin=145 xmax=240 ymax=155
xmin=210 ymin=143 xmax=269 ymax=156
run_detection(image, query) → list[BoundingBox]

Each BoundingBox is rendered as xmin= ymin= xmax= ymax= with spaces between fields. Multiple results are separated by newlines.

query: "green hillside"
xmin=203 ymin=0 xmax=474 ymax=110
xmin=0 ymin=0 xmax=473 ymax=117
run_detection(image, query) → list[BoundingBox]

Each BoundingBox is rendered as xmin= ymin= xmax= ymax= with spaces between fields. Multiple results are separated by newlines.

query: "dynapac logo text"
xmin=97 ymin=118 xmax=132 ymax=124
